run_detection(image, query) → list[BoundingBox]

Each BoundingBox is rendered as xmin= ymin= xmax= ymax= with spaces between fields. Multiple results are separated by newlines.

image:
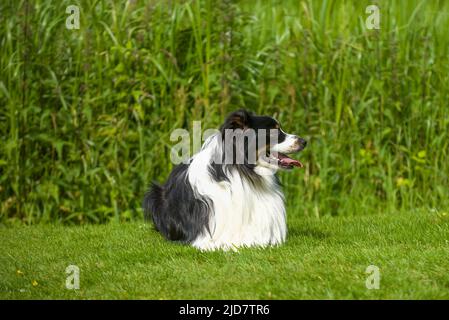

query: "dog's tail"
xmin=143 ymin=182 xmax=164 ymax=223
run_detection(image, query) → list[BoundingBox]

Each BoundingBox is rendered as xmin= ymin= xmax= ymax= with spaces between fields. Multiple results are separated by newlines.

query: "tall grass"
xmin=1 ymin=0 xmax=448 ymax=224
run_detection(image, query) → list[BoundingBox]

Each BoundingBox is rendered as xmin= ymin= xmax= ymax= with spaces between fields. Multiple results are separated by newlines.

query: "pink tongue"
xmin=278 ymin=154 xmax=303 ymax=168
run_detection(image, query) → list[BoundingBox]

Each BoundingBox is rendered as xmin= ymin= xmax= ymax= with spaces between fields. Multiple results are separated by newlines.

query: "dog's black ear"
xmin=220 ymin=109 xmax=252 ymax=131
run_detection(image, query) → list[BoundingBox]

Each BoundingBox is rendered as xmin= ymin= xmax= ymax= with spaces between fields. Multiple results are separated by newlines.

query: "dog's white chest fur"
xmin=187 ymin=136 xmax=287 ymax=251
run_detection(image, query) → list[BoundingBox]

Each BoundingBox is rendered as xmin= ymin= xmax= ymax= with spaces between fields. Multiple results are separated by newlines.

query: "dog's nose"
xmin=297 ymin=137 xmax=307 ymax=148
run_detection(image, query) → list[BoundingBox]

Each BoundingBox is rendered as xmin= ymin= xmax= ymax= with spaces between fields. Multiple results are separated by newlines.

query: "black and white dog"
xmin=143 ymin=109 xmax=306 ymax=250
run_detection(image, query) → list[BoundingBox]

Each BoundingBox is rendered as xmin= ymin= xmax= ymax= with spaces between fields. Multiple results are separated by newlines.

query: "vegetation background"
xmin=1 ymin=0 xmax=448 ymax=224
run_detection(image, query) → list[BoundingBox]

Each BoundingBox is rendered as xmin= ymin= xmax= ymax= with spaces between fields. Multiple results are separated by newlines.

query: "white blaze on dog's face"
xmin=269 ymin=129 xmax=306 ymax=167
xmin=257 ymin=127 xmax=307 ymax=172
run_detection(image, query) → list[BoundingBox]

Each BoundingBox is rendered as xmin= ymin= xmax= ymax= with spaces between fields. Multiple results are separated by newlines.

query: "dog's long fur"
xmin=143 ymin=109 xmax=306 ymax=250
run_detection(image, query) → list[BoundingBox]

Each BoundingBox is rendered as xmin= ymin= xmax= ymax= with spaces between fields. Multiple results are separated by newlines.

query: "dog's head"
xmin=219 ymin=109 xmax=306 ymax=171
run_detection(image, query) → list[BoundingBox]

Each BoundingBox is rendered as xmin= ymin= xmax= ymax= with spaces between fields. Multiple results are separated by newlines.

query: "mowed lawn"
xmin=1 ymin=210 xmax=448 ymax=299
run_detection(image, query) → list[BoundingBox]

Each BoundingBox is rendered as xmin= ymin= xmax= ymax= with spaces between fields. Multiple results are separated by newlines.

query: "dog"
xmin=143 ymin=109 xmax=306 ymax=250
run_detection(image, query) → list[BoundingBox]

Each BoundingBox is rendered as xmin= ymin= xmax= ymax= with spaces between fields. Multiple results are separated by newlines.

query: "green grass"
xmin=1 ymin=209 xmax=449 ymax=299
xmin=1 ymin=0 xmax=449 ymax=224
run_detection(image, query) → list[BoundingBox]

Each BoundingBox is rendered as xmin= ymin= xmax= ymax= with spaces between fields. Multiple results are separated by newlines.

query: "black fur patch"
xmin=143 ymin=164 xmax=211 ymax=243
xmin=208 ymin=162 xmax=229 ymax=183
